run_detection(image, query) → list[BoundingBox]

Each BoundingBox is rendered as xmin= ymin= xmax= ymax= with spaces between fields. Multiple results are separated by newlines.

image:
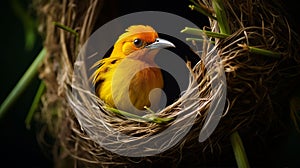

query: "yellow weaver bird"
xmin=91 ymin=25 xmax=175 ymax=114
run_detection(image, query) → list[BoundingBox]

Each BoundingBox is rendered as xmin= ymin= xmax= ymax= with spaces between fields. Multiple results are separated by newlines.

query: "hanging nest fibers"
xmin=33 ymin=0 xmax=300 ymax=167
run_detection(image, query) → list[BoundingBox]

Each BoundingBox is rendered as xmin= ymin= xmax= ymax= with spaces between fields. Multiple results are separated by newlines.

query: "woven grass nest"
xmin=34 ymin=0 xmax=300 ymax=167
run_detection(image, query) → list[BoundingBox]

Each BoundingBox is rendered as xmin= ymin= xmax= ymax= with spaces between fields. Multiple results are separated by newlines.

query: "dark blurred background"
xmin=0 ymin=0 xmax=299 ymax=167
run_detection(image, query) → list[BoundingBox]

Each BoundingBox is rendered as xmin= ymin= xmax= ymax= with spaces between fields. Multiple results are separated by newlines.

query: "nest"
xmin=34 ymin=0 xmax=300 ymax=167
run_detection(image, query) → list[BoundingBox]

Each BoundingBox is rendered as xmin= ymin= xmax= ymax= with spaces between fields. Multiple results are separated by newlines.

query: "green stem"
xmin=144 ymin=106 xmax=156 ymax=114
xmin=185 ymin=37 xmax=204 ymax=42
xmin=202 ymin=30 xmax=229 ymax=39
xmin=185 ymin=38 xmax=216 ymax=45
xmin=105 ymin=106 xmax=153 ymax=122
xmin=181 ymin=27 xmax=229 ymax=39
xmin=212 ymin=0 xmax=231 ymax=35
xmin=25 ymin=81 xmax=45 ymax=129
xmin=53 ymin=22 xmax=79 ymax=56
xmin=238 ymin=43 xmax=281 ymax=58
xmin=230 ymin=131 xmax=250 ymax=168
xmin=247 ymin=45 xmax=281 ymax=58
xmin=53 ymin=22 xmax=78 ymax=37
xmin=0 ymin=48 xmax=46 ymax=119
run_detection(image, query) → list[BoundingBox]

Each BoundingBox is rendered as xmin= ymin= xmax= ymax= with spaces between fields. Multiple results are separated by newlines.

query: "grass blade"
xmin=0 ymin=48 xmax=46 ymax=119
xmin=230 ymin=131 xmax=250 ymax=168
xmin=25 ymin=81 xmax=45 ymax=129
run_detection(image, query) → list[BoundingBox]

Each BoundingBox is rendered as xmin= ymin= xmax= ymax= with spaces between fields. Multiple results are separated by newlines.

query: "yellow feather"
xmin=91 ymin=25 xmax=168 ymax=114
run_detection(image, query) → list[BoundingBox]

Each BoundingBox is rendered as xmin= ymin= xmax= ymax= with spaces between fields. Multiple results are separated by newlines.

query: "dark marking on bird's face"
xmin=103 ymin=67 xmax=110 ymax=73
xmin=111 ymin=59 xmax=117 ymax=64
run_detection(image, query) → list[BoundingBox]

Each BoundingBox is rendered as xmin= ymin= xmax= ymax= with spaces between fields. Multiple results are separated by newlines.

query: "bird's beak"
xmin=146 ymin=38 xmax=175 ymax=49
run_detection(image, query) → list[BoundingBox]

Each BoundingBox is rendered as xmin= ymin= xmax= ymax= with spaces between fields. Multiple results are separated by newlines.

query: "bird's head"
xmin=111 ymin=25 xmax=175 ymax=59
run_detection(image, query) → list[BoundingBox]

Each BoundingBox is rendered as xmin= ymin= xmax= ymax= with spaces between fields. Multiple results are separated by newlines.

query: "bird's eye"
xmin=133 ymin=38 xmax=143 ymax=48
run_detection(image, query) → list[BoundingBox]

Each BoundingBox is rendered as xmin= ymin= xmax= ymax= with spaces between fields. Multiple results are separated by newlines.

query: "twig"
xmin=105 ymin=106 xmax=174 ymax=124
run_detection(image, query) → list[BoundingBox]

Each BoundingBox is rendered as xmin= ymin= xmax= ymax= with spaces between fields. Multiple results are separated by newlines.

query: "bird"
xmin=91 ymin=25 xmax=175 ymax=115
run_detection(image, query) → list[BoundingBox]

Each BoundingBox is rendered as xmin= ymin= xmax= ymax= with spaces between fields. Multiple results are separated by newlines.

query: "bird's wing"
xmin=90 ymin=57 xmax=122 ymax=86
